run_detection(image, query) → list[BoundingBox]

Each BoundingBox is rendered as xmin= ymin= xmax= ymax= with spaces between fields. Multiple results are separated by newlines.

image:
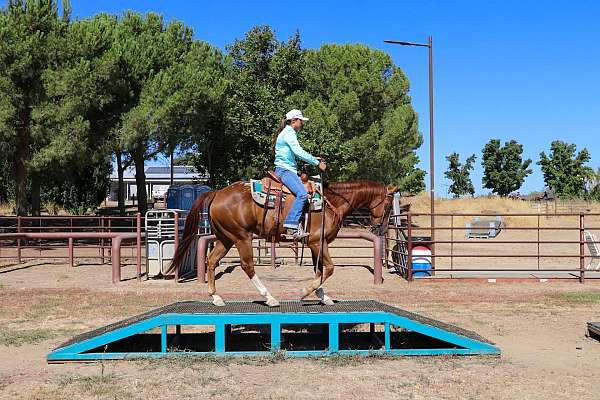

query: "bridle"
xmin=325 ymin=185 xmax=395 ymax=232
xmin=369 ymin=190 xmax=395 ymax=235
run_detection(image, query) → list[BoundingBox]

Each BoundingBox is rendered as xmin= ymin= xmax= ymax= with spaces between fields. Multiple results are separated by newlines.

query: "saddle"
xmin=250 ymin=171 xmax=323 ymax=211
xmin=248 ymin=171 xmax=325 ymax=268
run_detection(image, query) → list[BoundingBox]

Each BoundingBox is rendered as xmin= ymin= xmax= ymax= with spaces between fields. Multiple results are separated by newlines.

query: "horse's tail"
xmin=165 ymin=190 xmax=217 ymax=275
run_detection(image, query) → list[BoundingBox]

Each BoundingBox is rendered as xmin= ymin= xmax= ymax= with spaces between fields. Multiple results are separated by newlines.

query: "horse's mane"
xmin=324 ymin=180 xmax=385 ymax=206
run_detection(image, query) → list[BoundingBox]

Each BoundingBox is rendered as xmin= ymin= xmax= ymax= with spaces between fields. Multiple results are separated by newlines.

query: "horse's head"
xmin=368 ymin=183 xmax=397 ymax=235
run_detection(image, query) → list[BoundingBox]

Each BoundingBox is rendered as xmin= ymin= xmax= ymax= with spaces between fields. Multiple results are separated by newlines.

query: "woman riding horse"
xmin=274 ymin=109 xmax=327 ymax=239
xmin=167 ymin=111 xmax=396 ymax=307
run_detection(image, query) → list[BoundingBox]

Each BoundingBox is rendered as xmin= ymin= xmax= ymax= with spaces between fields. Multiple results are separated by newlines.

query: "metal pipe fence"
xmin=386 ymin=212 xmax=600 ymax=283
xmin=0 ymin=215 xmax=144 ymax=265
xmin=0 ymin=215 xmax=383 ymax=283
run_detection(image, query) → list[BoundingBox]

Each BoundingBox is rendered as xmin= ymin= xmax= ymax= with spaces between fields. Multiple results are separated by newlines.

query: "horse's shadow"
xmin=215 ymin=264 xmax=237 ymax=280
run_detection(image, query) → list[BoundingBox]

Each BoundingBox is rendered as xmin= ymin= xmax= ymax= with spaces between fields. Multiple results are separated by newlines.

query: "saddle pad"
xmin=249 ymin=179 xmax=323 ymax=211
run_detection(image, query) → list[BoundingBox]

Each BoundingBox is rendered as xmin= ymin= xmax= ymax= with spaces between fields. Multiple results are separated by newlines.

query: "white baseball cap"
xmin=286 ymin=109 xmax=309 ymax=121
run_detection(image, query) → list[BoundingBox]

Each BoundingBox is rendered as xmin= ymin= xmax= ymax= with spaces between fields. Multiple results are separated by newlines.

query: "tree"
xmin=585 ymin=167 xmax=600 ymax=201
xmin=444 ymin=152 xmax=476 ymax=198
xmin=220 ymin=25 xmax=289 ymax=185
xmin=139 ymin=41 xmax=227 ymax=188
xmin=299 ymin=43 xmax=425 ymax=192
xmin=0 ymin=0 xmax=71 ymax=215
xmin=217 ymin=27 xmax=425 ymax=192
xmin=538 ymin=140 xmax=593 ymax=198
xmin=481 ymin=139 xmax=532 ymax=196
xmin=113 ymin=11 xmax=194 ymax=215
xmin=39 ymin=12 xmax=124 ymax=213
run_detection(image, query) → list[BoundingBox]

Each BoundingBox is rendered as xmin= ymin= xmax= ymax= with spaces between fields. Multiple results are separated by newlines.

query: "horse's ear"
xmin=386 ymin=184 xmax=398 ymax=194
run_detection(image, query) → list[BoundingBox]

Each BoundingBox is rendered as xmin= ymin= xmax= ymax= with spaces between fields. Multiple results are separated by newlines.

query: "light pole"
xmin=384 ymin=36 xmax=435 ymax=270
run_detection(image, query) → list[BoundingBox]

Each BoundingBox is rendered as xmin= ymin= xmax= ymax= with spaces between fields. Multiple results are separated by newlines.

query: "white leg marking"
xmin=212 ymin=294 xmax=225 ymax=307
xmin=251 ymin=275 xmax=280 ymax=307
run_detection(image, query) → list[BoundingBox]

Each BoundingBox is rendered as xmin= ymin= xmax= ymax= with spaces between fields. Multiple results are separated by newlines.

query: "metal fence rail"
xmin=386 ymin=212 xmax=600 ymax=283
xmin=0 ymin=214 xmax=383 ymax=284
xmin=0 ymin=215 xmax=144 ymax=264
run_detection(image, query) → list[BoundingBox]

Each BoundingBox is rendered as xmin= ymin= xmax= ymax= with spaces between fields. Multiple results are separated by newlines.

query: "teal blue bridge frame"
xmin=47 ymin=301 xmax=500 ymax=362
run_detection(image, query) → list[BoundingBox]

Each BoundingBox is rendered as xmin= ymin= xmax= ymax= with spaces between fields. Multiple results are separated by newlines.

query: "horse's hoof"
xmin=212 ymin=295 xmax=226 ymax=307
xmin=266 ymin=297 xmax=280 ymax=307
xmin=320 ymin=296 xmax=335 ymax=306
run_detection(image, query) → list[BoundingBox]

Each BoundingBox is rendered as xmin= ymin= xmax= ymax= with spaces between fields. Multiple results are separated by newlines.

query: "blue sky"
xmin=69 ymin=1 xmax=600 ymax=196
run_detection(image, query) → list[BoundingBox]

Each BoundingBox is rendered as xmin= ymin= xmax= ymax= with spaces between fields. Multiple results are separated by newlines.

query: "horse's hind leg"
xmin=207 ymin=238 xmax=233 ymax=306
xmin=301 ymin=244 xmax=335 ymax=305
xmin=236 ymin=238 xmax=280 ymax=307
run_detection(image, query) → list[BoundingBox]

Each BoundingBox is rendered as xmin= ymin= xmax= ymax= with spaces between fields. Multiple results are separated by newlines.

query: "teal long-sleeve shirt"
xmin=274 ymin=125 xmax=319 ymax=173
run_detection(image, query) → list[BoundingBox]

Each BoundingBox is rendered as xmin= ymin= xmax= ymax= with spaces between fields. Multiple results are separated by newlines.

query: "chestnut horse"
xmin=167 ymin=180 xmax=396 ymax=307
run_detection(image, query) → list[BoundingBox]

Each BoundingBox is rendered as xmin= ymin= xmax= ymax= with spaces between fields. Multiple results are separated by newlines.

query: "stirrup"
xmin=283 ymin=228 xmax=309 ymax=240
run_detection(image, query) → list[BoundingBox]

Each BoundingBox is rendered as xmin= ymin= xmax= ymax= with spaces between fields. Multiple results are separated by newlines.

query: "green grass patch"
xmin=0 ymin=325 xmax=57 ymax=346
xmin=549 ymin=291 xmax=600 ymax=304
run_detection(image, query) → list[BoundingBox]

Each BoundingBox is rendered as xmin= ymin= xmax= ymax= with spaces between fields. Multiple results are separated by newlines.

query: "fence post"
xmin=111 ymin=235 xmax=122 ymax=284
xmin=107 ymin=218 xmax=112 ymax=259
xmin=579 ymin=213 xmax=585 ymax=284
xmin=450 ymin=215 xmax=454 ymax=271
xmin=174 ymin=212 xmax=179 ymax=282
xmin=68 ymin=238 xmax=74 ymax=268
xmin=407 ymin=213 xmax=413 ymax=282
xmin=100 ymin=217 xmax=105 ymax=264
xmin=17 ymin=215 xmax=21 ymax=263
xmin=537 ymin=214 xmax=540 ymax=271
xmin=137 ymin=213 xmax=142 ymax=282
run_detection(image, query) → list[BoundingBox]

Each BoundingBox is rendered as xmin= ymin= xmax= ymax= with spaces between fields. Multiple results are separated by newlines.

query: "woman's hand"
xmin=316 ymin=157 xmax=327 ymax=172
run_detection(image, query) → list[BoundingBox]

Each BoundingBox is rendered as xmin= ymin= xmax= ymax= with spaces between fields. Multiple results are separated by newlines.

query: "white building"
xmin=108 ymin=165 xmax=209 ymax=201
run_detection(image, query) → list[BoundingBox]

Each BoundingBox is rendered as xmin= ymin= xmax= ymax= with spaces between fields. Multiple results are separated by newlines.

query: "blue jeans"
xmin=275 ymin=167 xmax=308 ymax=227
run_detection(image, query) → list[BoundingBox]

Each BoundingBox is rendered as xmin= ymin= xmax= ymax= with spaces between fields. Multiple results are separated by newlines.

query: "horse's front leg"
xmin=236 ymin=237 xmax=280 ymax=307
xmin=301 ymin=243 xmax=335 ymax=305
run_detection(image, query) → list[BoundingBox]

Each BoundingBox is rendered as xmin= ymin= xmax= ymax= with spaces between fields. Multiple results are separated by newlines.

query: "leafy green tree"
xmin=444 ymin=152 xmax=476 ymax=198
xmin=297 ymin=43 xmax=425 ymax=192
xmin=538 ymin=140 xmax=593 ymax=198
xmin=139 ymin=41 xmax=228 ymax=188
xmin=113 ymin=11 xmax=194 ymax=214
xmin=39 ymin=13 xmax=125 ymax=213
xmin=41 ymin=161 xmax=111 ymax=214
xmin=0 ymin=0 xmax=71 ymax=215
xmin=481 ymin=139 xmax=532 ymax=196
xmin=220 ymin=25 xmax=290 ymax=184
xmin=218 ymin=27 xmax=424 ymax=192
xmin=0 ymin=140 xmax=14 ymax=203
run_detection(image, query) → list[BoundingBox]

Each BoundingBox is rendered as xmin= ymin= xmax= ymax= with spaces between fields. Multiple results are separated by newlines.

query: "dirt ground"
xmin=1 ymin=241 xmax=600 ymax=400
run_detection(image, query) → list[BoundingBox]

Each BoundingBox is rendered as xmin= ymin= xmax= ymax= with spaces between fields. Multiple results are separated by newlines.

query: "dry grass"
xmin=0 ymin=201 xmax=75 ymax=216
xmin=404 ymin=193 xmax=600 ymax=228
